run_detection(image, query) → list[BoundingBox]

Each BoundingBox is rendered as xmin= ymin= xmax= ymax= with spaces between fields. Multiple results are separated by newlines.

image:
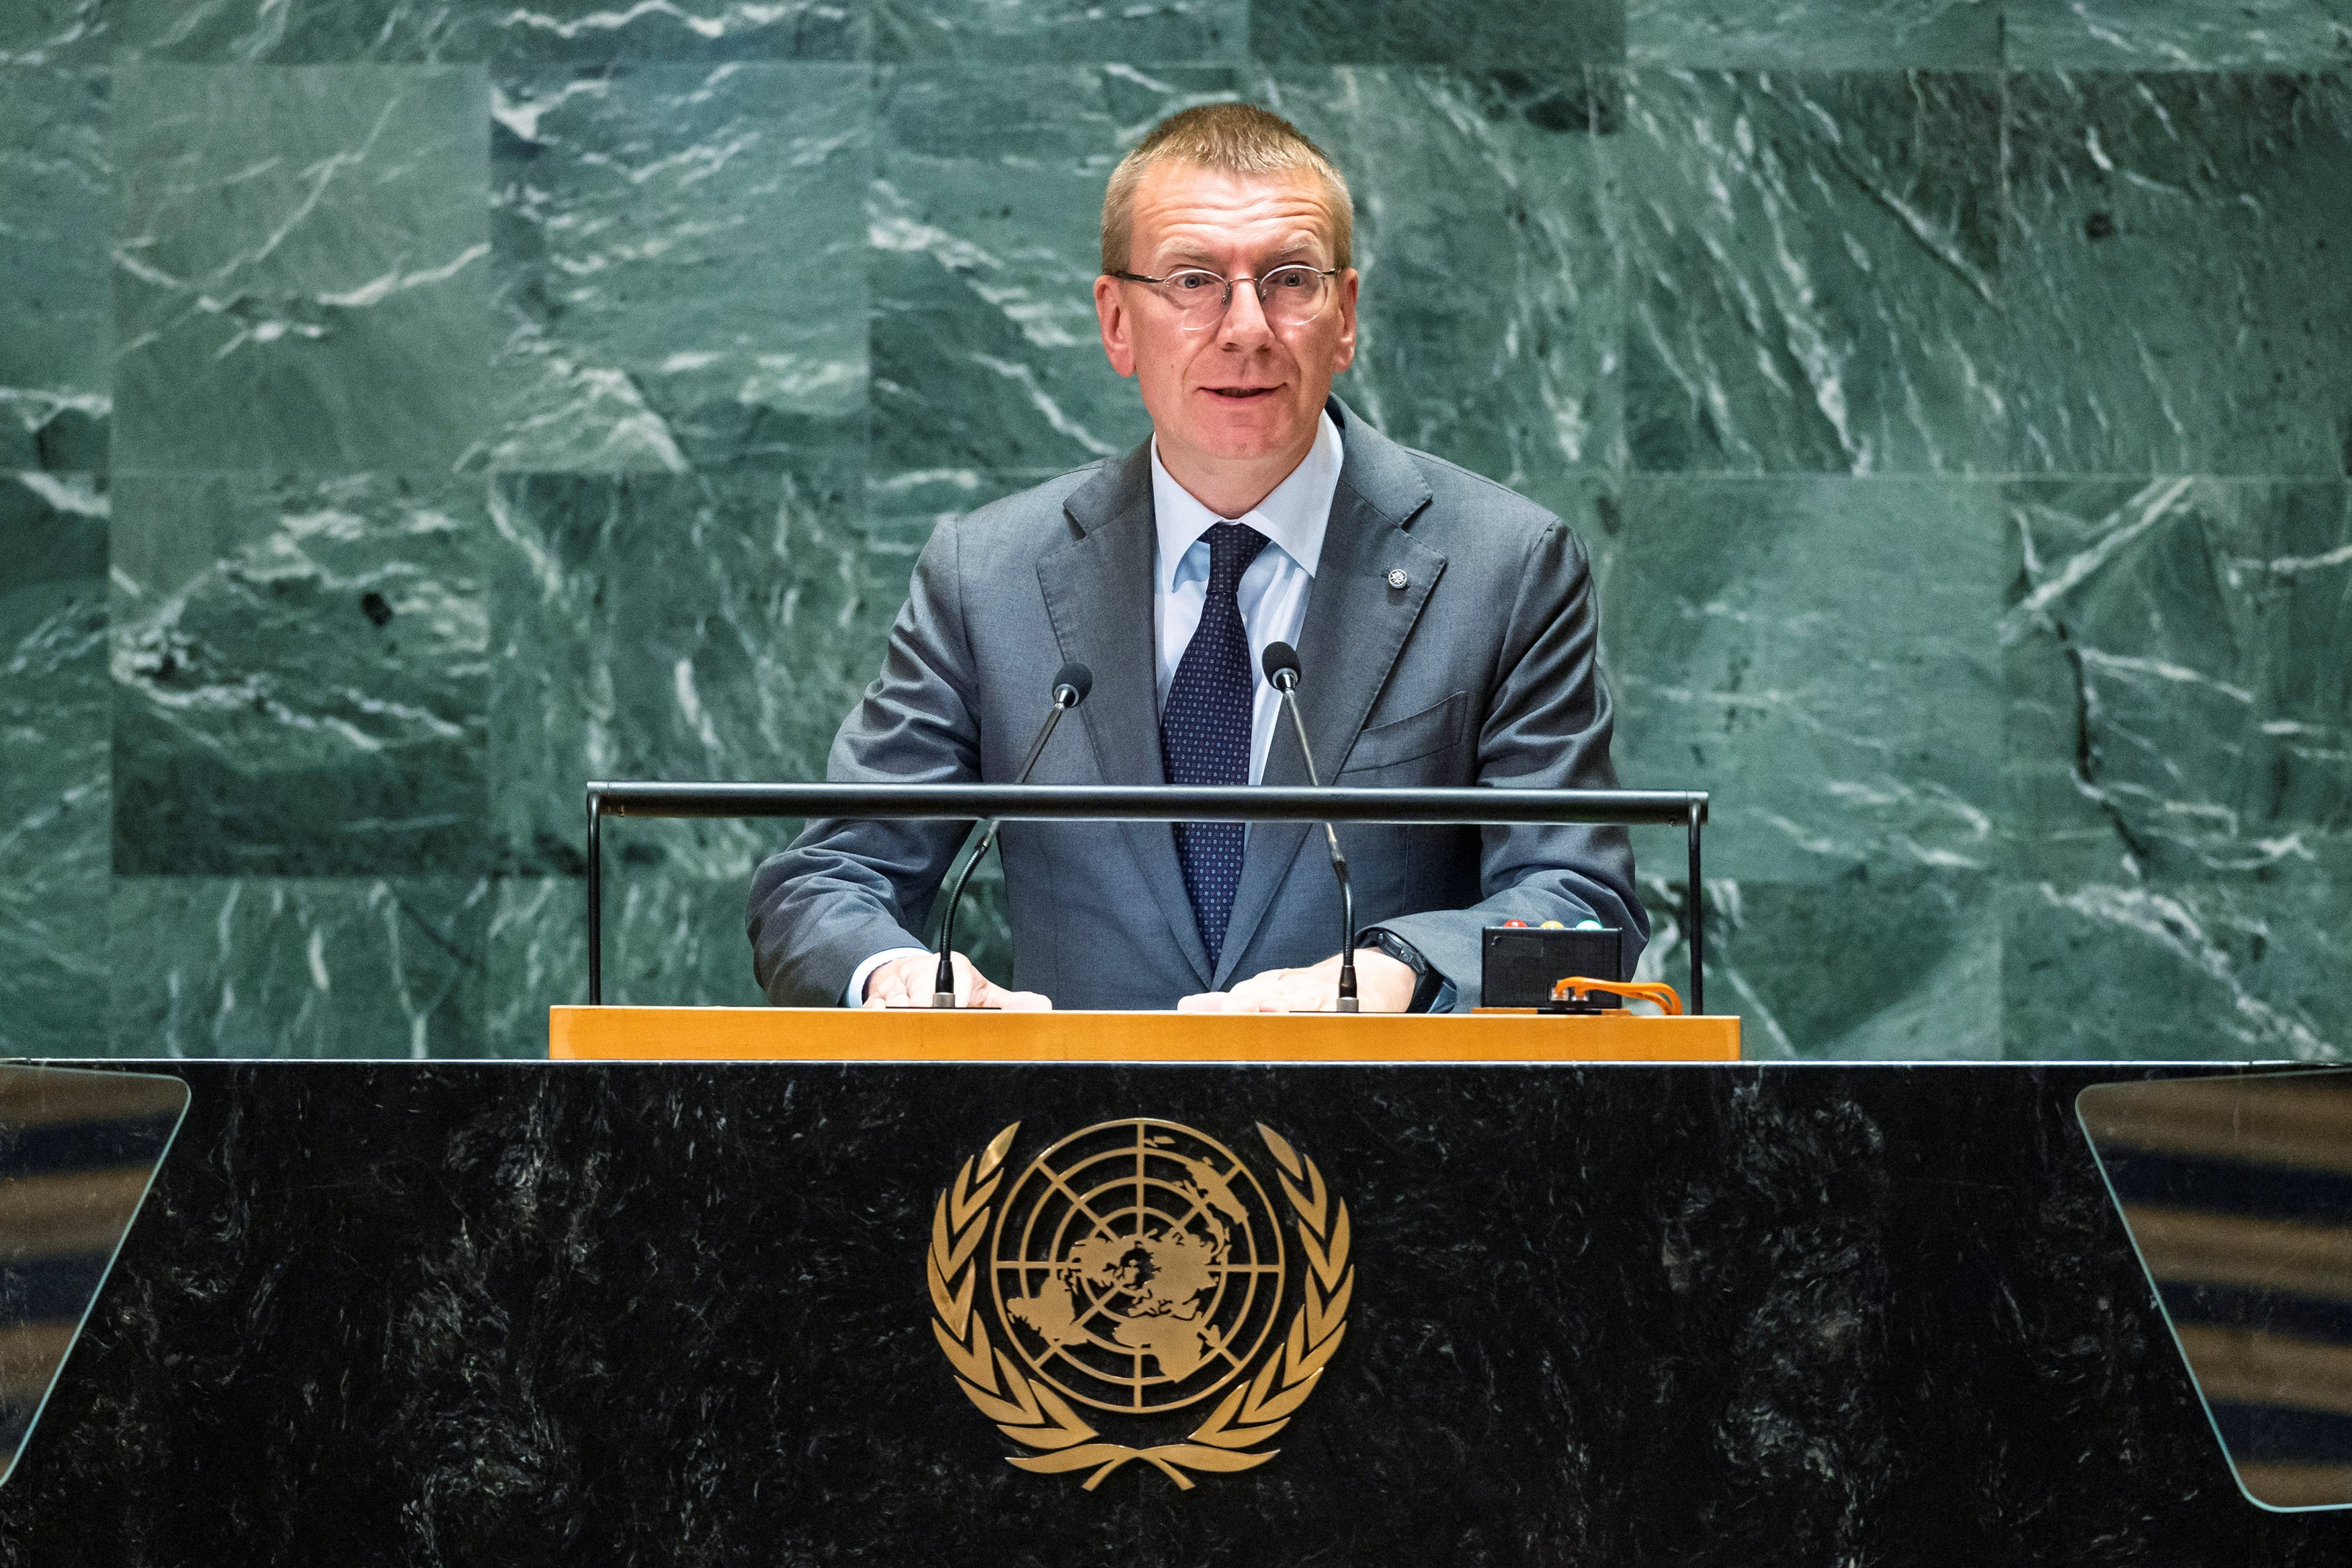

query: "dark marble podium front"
xmin=0 ymin=1060 xmax=2341 ymax=1566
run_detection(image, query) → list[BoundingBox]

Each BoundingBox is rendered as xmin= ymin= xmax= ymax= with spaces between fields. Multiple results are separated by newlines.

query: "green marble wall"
xmin=1 ymin=0 xmax=2346 ymax=1057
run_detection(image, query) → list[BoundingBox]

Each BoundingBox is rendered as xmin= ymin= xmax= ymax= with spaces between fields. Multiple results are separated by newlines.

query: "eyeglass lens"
xmin=1163 ymin=268 xmax=1331 ymax=329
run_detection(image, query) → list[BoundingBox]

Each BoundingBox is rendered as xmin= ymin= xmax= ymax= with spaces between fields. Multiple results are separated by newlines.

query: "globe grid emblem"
xmin=931 ymin=1117 xmax=1353 ymax=1488
xmin=990 ymin=1119 xmax=1287 ymax=1414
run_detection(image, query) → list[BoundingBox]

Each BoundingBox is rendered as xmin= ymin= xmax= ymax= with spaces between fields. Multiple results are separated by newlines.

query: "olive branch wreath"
xmin=927 ymin=1121 xmax=1352 ymax=1491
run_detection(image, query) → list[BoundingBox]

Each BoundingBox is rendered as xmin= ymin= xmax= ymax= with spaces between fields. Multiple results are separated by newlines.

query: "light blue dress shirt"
xmin=1148 ymin=409 xmax=1343 ymax=781
xmin=849 ymin=412 xmax=1347 ymax=1002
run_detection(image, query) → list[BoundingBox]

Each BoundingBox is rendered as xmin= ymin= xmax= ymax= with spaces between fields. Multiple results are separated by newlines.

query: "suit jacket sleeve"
xmin=747 ymin=517 xmax=980 ymax=1005
xmin=1363 ymin=518 xmax=1649 ymax=1008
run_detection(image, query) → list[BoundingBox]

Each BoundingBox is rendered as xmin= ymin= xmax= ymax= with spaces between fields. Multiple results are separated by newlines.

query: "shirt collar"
xmin=1150 ymin=410 xmax=1343 ymax=594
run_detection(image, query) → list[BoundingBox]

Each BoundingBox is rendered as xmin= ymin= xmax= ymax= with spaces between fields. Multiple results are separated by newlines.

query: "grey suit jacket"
xmin=748 ymin=398 xmax=1648 ymax=1010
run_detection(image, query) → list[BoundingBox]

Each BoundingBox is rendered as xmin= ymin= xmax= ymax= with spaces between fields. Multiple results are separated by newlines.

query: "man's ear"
xmin=1095 ymin=274 xmax=1136 ymax=378
xmin=1329 ymin=267 xmax=1359 ymax=376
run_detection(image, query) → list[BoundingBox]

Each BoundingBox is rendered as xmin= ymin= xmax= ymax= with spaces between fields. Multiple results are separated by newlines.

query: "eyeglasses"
xmin=1106 ymin=265 xmax=1342 ymax=333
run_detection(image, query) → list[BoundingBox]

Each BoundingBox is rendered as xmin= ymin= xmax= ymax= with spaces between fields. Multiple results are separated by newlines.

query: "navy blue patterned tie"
xmin=1162 ymin=522 xmax=1268 ymax=968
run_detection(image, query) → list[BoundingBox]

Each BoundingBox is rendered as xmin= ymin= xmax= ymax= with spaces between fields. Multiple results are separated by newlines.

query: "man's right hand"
xmin=859 ymin=951 xmax=1052 ymax=1010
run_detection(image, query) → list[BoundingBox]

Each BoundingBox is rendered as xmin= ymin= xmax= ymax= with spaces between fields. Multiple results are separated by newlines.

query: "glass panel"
xmin=2079 ymin=1070 xmax=2352 ymax=1512
xmin=0 ymin=1066 xmax=189 ymax=1487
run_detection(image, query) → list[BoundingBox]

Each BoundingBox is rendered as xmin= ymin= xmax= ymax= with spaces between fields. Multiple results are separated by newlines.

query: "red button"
xmin=1501 ymin=919 xmax=1529 ymax=928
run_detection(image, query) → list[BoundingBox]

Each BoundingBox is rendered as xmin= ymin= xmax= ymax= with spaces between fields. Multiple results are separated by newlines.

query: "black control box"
xmin=1480 ymin=925 xmax=1625 ymax=1008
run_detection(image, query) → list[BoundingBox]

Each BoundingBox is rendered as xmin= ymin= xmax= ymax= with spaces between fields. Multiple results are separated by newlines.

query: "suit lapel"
xmin=1213 ymin=410 xmax=1447 ymax=986
xmin=1037 ymin=449 xmax=1214 ymax=988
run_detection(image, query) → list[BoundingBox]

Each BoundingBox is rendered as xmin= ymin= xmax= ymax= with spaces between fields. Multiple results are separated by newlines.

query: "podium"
xmin=2 ymin=1054 xmax=2341 ymax=1562
xmin=11 ymin=802 xmax=2332 ymax=1551
xmin=547 ymin=1005 xmax=1741 ymax=1062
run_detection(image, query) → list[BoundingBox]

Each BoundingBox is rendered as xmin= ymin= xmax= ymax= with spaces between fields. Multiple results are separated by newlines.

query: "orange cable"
xmin=1548 ymin=977 xmax=1685 ymax=1016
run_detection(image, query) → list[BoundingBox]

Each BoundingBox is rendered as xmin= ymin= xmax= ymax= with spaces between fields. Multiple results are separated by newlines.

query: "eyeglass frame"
xmin=1103 ymin=265 xmax=1345 ymax=331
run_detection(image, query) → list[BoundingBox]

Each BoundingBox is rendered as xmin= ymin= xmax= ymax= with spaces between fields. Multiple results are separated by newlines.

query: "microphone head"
xmin=1052 ymin=660 xmax=1093 ymax=707
xmin=1261 ymin=640 xmax=1302 ymax=689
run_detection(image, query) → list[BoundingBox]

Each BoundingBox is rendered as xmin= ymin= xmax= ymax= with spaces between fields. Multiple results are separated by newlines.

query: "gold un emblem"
xmin=927 ymin=1118 xmax=1353 ymax=1490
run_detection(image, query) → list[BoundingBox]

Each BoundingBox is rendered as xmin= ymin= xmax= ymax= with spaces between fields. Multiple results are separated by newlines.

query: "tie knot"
xmin=1205 ymin=522 xmax=1267 ymax=589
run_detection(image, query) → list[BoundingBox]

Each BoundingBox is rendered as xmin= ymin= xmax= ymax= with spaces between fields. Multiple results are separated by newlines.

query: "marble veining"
xmin=870 ymin=62 xmax=1194 ymax=475
xmin=1249 ymin=0 xmax=1623 ymax=67
xmin=1633 ymin=867 xmax=2002 ymax=1059
xmin=0 ymin=474 xmax=110 ymax=1053
xmin=478 ymin=62 xmax=869 ymax=473
xmin=111 ymin=63 xmax=493 ymax=474
xmin=0 ymin=0 xmax=105 ymax=65
xmin=1628 ymin=0 xmax=2001 ymax=69
xmin=0 ymin=11 xmax=2345 ymax=1057
xmin=103 ymin=879 xmax=487 ymax=1057
xmin=2006 ymin=0 xmax=2352 ymax=69
xmin=874 ymin=0 xmax=1247 ymax=62
xmin=107 ymin=0 xmax=863 ymax=64
xmin=2005 ymin=479 xmax=2352 ymax=883
xmin=1606 ymin=475 xmax=2003 ymax=881
xmin=486 ymin=464 xmax=883 ymax=878
xmin=1288 ymin=68 xmax=1624 ymax=486
xmin=481 ymin=0 xmax=864 ymax=62
xmin=2004 ymin=73 xmax=2352 ymax=477
xmin=110 ymin=472 xmax=490 ymax=877
xmin=2002 ymin=876 xmax=2348 ymax=1061
xmin=1618 ymin=69 xmax=2006 ymax=474
xmin=1998 ymin=478 xmax=2351 ymax=1060
xmin=0 ymin=476 xmax=109 ymax=887
xmin=0 ymin=68 xmax=109 ymax=472
xmin=487 ymin=869 xmax=759 ymax=1041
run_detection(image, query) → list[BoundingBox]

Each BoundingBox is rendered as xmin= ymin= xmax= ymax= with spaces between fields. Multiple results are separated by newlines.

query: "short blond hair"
xmin=1099 ymin=103 xmax=1353 ymax=275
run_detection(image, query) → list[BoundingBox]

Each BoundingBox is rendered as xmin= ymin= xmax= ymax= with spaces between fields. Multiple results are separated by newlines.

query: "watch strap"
xmin=1368 ymin=929 xmax=1445 ymax=1013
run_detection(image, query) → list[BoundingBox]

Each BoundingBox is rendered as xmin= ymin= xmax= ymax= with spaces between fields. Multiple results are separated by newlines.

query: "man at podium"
xmin=749 ymin=104 xmax=1646 ymax=1014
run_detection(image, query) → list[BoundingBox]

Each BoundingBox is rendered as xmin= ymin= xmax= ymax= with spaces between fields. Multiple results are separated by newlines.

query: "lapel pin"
xmin=1386 ymin=568 xmax=1409 ymax=590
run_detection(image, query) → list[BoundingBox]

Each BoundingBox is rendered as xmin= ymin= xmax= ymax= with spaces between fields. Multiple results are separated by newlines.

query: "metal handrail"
xmin=586 ymin=782 xmax=1710 ymax=1012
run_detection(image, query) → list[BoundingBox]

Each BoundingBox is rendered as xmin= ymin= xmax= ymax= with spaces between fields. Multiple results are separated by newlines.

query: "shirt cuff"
xmin=846 ymin=947 xmax=930 ymax=1006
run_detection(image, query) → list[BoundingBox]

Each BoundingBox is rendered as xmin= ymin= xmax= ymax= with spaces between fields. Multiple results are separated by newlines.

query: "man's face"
xmin=1094 ymin=161 xmax=1358 ymax=486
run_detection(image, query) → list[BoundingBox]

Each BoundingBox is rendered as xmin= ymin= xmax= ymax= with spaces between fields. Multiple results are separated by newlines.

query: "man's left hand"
xmin=1177 ymin=948 xmax=1417 ymax=1013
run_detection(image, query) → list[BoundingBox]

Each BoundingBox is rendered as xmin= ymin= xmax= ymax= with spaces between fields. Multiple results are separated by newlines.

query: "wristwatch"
xmin=1365 ymin=929 xmax=1446 ymax=1014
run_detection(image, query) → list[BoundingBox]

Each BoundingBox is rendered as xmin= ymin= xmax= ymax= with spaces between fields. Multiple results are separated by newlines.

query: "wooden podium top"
xmin=548 ymin=1006 xmax=1740 ymax=1063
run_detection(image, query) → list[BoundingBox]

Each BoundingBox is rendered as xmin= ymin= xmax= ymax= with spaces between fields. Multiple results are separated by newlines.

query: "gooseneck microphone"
xmin=933 ymin=662 xmax=1091 ymax=1007
xmin=1261 ymin=642 xmax=1357 ymax=1012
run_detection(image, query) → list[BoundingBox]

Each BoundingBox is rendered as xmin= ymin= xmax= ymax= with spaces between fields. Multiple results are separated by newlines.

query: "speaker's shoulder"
xmin=1393 ymin=445 xmax=1591 ymax=566
xmin=897 ymin=462 xmax=1117 ymax=578
xmin=922 ymin=460 xmax=1115 ymax=557
xmin=948 ymin=464 xmax=1111 ymax=537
